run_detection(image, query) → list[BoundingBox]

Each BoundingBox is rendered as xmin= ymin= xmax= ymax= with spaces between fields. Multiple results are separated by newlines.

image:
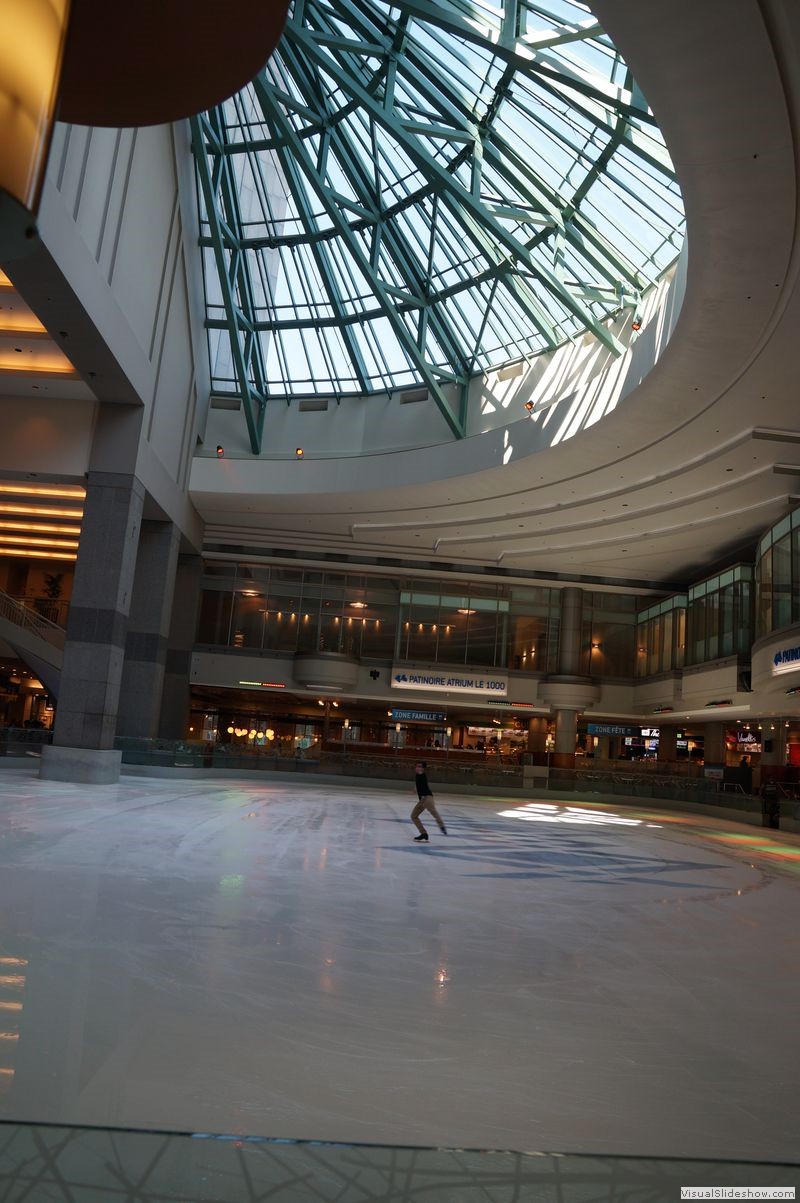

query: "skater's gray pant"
xmin=411 ymin=794 xmax=443 ymax=833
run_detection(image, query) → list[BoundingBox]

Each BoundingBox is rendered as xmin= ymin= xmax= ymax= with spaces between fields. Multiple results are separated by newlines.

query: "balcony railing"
xmin=0 ymin=590 xmax=66 ymax=649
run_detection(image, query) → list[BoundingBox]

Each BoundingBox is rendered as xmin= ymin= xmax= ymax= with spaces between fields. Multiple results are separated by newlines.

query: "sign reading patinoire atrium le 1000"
xmin=391 ymin=666 xmax=508 ymax=698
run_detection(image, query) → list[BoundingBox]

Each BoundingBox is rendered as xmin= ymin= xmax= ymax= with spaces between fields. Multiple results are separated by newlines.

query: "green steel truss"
xmin=193 ymin=0 xmax=684 ymax=449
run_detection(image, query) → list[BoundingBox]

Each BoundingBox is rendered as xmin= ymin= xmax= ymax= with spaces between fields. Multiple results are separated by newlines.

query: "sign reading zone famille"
xmin=390 ymin=666 xmax=508 ymax=698
xmin=389 ymin=709 xmax=447 ymax=723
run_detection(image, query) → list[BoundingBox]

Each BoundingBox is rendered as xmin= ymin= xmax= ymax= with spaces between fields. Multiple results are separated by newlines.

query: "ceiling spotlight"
xmin=524 ymin=400 xmax=534 ymax=412
xmin=216 ymin=445 xmax=224 ymax=458
xmin=295 ymin=447 xmax=304 ymax=458
xmin=631 ymin=314 xmax=643 ymax=331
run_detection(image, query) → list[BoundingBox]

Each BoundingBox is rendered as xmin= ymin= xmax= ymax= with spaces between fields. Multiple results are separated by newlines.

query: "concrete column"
xmin=552 ymin=708 xmax=578 ymax=769
xmin=117 ymin=521 xmax=181 ymax=740
xmin=703 ymin=722 xmax=727 ymax=765
xmin=41 ymin=473 xmax=145 ymax=783
xmin=526 ymin=716 xmax=549 ymax=764
xmin=558 ymin=587 xmax=583 ymax=676
xmin=159 ymin=554 xmax=202 ymax=740
xmin=658 ymin=726 xmax=678 ymax=764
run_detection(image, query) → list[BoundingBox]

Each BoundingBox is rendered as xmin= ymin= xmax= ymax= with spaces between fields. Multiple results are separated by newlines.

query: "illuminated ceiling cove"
xmin=192 ymin=0 xmax=684 ymax=449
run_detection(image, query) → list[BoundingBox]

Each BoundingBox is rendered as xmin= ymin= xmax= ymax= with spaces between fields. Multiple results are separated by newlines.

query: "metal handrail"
xmin=0 ymin=589 xmax=66 ymax=649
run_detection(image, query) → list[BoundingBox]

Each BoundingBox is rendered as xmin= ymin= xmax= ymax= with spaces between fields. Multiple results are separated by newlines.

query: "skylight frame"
xmin=192 ymin=0 xmax=685 ymax=450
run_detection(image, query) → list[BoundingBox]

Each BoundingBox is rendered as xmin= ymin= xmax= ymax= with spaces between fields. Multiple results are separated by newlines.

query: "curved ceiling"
xmin=192 ymin=0 xmax=800 ymax=588
xmin=193 ymin=0 xmax=683 ymax=441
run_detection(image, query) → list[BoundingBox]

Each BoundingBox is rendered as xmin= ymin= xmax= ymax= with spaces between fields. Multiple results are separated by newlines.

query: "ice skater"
xmin=411 ymin=760 xmax=447 ymax=842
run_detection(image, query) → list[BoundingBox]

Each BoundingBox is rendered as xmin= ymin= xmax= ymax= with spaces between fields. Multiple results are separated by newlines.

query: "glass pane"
xmin=296 ymin=606 xmax=318 ymax=653
xmin=675 ymin=608 xmax=686 ymax=668
xmin=793 ymin=528 xmax=800 ymax=623
xmin=705 ymin=590 xmax=719 ymax=660
xmin=465 ymin=604 xmax=499 ymax=666
xmin=510 ymin=614 xmax=549 ymax=671
xmin=659 ymin=612 xmax=672 ymax=674
xmin=407 ymin=596 xmax=440 ymax=662
xmin=773 ymin=533 xmax=792 ymax=629
xmin=360 ymin=584 xmax=398 ymax=659
xmin=737 ymin=580 xmax=753 ymax=653
xmin=688 ymin=596 xmax=705 ymax=664
xmin=231 ymin=590 xmax=267 ymax=650
xmin=756 ymin=550 xmax=772 ymax=637
xmin=719 ymin=585 xmax=734 ymax=657
xmin=197 ymin=588 xmax=233 ymax=646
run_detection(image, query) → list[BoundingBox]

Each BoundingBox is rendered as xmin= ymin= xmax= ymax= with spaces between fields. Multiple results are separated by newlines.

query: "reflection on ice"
xmin=498 ymin=802 xmax=662 ymax=828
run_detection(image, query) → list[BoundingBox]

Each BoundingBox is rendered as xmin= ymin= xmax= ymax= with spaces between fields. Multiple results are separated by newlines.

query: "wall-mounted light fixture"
xmin=216 ymin=445 xmax=225 ymax=458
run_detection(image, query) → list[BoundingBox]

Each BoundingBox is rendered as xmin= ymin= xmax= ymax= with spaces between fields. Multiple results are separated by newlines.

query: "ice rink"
xmin=0 ymin=769 xmax=798 ymax=1161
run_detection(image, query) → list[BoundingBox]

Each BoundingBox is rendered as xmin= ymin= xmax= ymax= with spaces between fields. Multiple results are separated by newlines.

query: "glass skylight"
xmin=192 ymin=0 xmax=684 ymax=448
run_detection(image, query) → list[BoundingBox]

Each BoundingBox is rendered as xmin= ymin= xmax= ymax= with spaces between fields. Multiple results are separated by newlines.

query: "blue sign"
xmin=774 ymin=645 xmax=800 ymax=669
xmin=587 ymin=723 xmax=640 ymax=737
xmin=390 ymin=709 xmax=446 ymax=723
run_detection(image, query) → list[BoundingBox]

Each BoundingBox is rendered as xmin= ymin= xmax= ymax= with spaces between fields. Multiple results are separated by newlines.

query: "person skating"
xmin=411 ymin=760 xmax=447 ymax=841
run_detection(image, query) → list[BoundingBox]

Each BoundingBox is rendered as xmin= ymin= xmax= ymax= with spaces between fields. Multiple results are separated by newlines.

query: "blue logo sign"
xmin=774 ymin=646 xmax=800 ymax=667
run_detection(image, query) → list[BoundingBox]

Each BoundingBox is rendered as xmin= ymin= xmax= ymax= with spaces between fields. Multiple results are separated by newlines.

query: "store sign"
xmin=737 ymin=730 xmax=760 ymax=746
xmin=391 ymin=666 xmax=507 ymax=697
xmin=640 ymin=727 xmax=660 ymax=738
xmin=587 ymin=723 xmax=639 ymax=737
xmin=773 ymin=645 xmax=800 ymax=674
xmin=389 ymin=708 xmax=446 ymax=723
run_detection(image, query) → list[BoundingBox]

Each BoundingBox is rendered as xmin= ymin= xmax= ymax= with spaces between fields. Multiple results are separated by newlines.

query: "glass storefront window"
xmin=685 ymin=566 xmax=753 ymax=666
xmin=197 ymin=567 xmax=560 ymax=673
xmin=754 ymin=508 xmax=800 ymax=636
xmin=635 ymin=596 xmax=687 ymax=678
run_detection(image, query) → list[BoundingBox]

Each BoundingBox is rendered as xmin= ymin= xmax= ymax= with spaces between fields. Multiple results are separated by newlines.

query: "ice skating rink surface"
xmin=0 ymin=769 xmax=798 ymax=1161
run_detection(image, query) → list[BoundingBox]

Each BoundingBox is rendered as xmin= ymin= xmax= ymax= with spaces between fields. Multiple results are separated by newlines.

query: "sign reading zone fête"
xmin=391 ymin=666 xmax=508 ymax=697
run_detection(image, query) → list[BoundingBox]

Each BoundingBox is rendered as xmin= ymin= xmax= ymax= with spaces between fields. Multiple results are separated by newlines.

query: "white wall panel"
xmin=0 ymin=398 xmax=95 ymax=477
xmin=32 ymin=121 xmax=208 ymax=545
